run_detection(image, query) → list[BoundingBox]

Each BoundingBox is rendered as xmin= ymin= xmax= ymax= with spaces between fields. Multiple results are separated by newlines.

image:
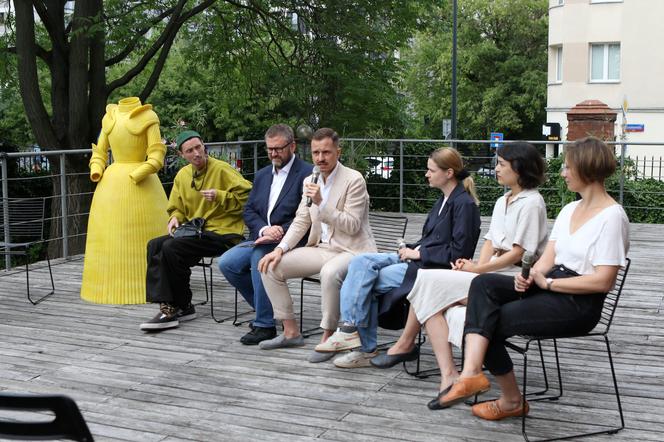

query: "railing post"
xmin=253 ymin=143 xmax=258 ymax=175
xmin=59 ymin=153 xmax=69 ymax=259
xmin=619 ymin=143 xmax=625 ymax=205
xmin=1 ymin=154 xmax=10 ymax=269
xmin=399 ymin=140 xmax=404 ymax=213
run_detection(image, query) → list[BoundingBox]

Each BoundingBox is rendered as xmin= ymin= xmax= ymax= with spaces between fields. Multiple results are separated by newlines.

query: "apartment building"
xmin=546 ymin=0 xmax=664 ymax=162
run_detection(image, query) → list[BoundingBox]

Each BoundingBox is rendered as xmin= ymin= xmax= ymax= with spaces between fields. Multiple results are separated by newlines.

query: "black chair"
xmin=0 ymin=197 xmax=55 ymax=305
xmin=0 ymin=393 xmax=94 ymax=441
xmin=504 ymin=258 xmax=631 ymax=441
xmin=298 ymin=213 xmax=408 ymax=337
xmin=199 ymin=231 xmax=251 ymax=324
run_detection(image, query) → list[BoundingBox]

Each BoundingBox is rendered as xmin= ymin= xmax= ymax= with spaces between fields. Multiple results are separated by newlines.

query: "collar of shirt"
xmin=505 ymin=188 xmax=538 ymax=205
xmin=271 ymin=153 xmax=296 ymax=177
xmin=437 ymin=196 xmax=449 ymax=216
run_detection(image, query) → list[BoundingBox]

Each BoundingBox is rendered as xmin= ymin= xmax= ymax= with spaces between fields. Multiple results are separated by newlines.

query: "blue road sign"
xmin=490 ymin=132 xmax=504 ymax=148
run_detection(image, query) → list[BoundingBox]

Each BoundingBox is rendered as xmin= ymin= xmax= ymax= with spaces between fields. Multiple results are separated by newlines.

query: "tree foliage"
xmin=402 ymin=0 xmax=549 ymax=141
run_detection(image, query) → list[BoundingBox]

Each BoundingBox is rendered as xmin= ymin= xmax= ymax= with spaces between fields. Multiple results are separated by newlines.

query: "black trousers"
xmin=146 ymin=231 xmax=242 ymax=308
xmin=464 ymin=271 xmax=605 ymax=376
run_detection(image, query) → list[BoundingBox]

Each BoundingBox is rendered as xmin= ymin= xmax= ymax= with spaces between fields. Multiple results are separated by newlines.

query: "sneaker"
xmin=140 ymin=303 xmax=179 ymax=331
xmin=333 ymin=350 xmax=378 ymax=369
xmin=314 ymin=329 xmax=362 ymax=352
xmin=240 ymin=326 xmax=277 ymax=345
xmin=176 ymin=303 xmax=196 ymax=322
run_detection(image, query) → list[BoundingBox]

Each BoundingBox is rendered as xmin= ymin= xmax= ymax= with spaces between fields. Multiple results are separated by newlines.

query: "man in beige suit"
xmin=257 ymin=128 xmax=376 ymax=359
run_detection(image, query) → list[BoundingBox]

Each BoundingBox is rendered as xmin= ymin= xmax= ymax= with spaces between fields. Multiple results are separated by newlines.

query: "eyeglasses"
xmin=266 ymin=141 xmax=292 ymax=154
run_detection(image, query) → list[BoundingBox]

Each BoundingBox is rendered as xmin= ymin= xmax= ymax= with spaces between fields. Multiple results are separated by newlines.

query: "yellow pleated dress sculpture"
xmin=81 ymin=97 xmax=169 ymax=304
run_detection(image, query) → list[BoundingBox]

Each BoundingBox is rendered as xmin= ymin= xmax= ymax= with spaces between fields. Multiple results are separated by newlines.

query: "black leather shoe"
xmin=240 ymin=326 xmax=277 ymax=345
xmin=427 ymin=385 xmax=453 ymax=410
xmin=370 ymin=346 xmax=419 ymax=369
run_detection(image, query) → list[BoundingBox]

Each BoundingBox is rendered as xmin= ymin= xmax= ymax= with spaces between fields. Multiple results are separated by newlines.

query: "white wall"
xmin=546 ymin=0 xmax=664 ymax=167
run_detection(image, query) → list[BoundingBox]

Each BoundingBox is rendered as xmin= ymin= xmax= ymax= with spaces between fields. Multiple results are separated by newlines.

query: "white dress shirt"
xmin=319 ymin=163 xmax=340 ymax=244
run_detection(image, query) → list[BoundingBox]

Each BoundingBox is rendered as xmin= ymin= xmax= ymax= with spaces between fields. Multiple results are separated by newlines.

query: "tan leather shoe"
xmin=472 ymin=399 xmax=529 ymax=420
xmin=437 ymin=373 xmax=491 ymax=408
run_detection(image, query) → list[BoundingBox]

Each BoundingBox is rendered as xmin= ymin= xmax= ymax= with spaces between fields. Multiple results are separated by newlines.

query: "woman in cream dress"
xmin=81 ymin=97 xmax=169 ymax=304
xmin=408 ymin=142 xmax=548 ymax=399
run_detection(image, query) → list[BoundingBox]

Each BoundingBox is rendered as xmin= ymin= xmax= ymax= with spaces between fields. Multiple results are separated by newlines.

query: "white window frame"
xmin=554 ymin=45 xmax=563 ymax=83
xmin=589 ymin=42 xmax=620 ymax=83
xmin=590 ymin=0 xmax=623 ymax=4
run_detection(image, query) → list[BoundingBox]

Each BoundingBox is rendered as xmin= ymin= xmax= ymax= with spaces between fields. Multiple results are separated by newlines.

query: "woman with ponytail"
xmin=312 ymin=147 xmax=481 ymax=368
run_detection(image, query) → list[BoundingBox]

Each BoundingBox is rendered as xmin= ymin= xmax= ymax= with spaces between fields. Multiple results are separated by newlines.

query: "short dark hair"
xmin=497 ymin=142 xmax=546 ymax=189
xmin=312 ymin=128 xmax=339 ymax=147
xmin=265 ymin=124 xmax=294 ymax=144
xmin=565 ymin=137 xmax=616 ymax=184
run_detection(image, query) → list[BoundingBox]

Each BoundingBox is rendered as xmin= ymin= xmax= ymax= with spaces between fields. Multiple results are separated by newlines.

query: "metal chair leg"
xmin=26 ymin=247 xmax=55 ymax=305
xmin=520 ymin=336 xmax=625 ymax=441
xmin=299 ymin=278 xmax=322 ymax=337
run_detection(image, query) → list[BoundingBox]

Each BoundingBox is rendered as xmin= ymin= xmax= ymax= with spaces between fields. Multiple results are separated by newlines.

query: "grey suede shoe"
xmin=308 ymin=350 xmax=336 ymax=363
xmin=259 ymin=333 xmax=305 ymax=350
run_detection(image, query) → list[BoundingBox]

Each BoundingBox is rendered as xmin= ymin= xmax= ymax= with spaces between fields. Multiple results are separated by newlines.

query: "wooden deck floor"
xmin=1 ymin=216 xmax=663 ymax=441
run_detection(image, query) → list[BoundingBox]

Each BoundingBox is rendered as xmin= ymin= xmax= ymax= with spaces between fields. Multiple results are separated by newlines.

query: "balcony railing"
xmin=2 ymin=138 xmax=663 ymax=270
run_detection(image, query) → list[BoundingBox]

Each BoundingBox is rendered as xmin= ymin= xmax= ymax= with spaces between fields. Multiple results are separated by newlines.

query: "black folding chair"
xmin=505 ymin=258 xmax=631 ymax=441
xmin=298 ymin=213 xmax=408 ymax=337
xmin=0 ymin=392 xmax=94 ymax=441
xmin=0 ymin=197 xmax=55 ymax=305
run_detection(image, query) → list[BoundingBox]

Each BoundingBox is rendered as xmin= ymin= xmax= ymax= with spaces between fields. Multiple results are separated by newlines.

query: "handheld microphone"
xmin=396 ymin=238 xmax=407 ymax=250
xmin=521 ymin=252 xmax=535 ymax=279
xmin=396 ymin=237 xmax=411 ymax=262
xmin=306 ymin=166 xmax=321 ymax=207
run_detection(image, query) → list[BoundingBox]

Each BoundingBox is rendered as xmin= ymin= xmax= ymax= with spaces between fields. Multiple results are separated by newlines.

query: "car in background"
xmin=365 ymin=156 xmax=394 ymax=179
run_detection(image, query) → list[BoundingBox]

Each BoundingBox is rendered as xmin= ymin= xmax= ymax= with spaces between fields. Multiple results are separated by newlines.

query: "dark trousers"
xmin=146 ymin=231 xmax=242 ymax=308
xmin=465 ymin=272 xmax=605 ymax=376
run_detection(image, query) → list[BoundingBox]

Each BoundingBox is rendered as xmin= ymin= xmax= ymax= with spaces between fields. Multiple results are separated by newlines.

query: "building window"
xmin=555 ymin=46 xmax=563 ymax=82
xmin=590 ymin=43 xmax=620 ymax=82
xmin=590 ymin=0 xmax=623 ymax=4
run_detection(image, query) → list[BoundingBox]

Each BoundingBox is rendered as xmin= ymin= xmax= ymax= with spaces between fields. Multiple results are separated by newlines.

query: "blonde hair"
xmin=430 ymin=147 xmax=479 ymax=205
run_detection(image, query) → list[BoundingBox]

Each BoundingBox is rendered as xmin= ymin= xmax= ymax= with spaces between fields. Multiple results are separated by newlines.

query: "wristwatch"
xmin=546 ymin=278 xmax=553 ymax=291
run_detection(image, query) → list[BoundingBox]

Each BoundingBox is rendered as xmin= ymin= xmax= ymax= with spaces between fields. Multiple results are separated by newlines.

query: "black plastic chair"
xmin=0 ymin=393 xmax=94 ymax=441
xmin=0 ymin=197 xmax=55 ymax=305
xmin=504 ymin=258 xmax=631 ymax=441
xmin=298 ymin=213 xmax=408 ymax=337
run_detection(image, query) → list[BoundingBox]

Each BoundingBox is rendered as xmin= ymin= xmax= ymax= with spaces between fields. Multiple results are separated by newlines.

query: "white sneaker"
xmin=333 ymin=350 xmax=378 ymax=369
xmin=314 ymin=329 xmax=362 ymax=352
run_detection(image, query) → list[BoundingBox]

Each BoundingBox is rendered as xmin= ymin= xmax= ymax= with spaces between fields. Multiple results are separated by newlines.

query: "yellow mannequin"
xmin=81 ymin=97 xmax=169 ymax=304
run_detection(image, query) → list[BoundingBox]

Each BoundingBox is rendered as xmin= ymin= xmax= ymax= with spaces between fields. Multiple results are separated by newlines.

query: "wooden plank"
xmin=0 ymin=216 xmax=663 ymax=441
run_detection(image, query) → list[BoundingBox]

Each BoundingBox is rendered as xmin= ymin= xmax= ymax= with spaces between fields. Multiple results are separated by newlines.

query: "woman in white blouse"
xmin=378 ymin=142 xmax=548 ymax=398
xmin=432 ymin=137 xmax=630 ymax=422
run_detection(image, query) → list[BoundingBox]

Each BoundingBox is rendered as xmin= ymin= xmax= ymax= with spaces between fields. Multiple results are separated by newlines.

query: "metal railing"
xmin=2 ymin=138 xmax=663 ymax=270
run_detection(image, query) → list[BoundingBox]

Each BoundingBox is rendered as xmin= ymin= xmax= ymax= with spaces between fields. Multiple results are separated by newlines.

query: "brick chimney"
xmin=566 ymin=100 xmax=617 ymax=141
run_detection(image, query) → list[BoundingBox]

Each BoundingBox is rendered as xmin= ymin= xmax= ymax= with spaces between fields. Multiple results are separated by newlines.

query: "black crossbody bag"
xmin=172 ymin=217 xmax=206 ymax=239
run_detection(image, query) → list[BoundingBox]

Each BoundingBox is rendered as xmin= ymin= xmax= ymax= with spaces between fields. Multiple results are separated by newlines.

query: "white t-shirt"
xmin=485 ymin=189 xmax=548 ymax=259
xmin=550 ymin=201 xmax=629 ymax=275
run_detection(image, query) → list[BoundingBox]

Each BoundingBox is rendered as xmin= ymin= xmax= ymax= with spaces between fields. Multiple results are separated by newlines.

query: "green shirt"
xmin=168 ymin=157 xmax=252 ymax=235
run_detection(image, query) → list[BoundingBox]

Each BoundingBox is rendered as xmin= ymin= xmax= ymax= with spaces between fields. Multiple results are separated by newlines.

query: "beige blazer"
xmin=280 ymin=162 xmax=376 ymax=255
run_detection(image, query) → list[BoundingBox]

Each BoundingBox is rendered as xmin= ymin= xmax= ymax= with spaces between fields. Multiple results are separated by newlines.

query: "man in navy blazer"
xmin=218 ymin=124 xmax=313 ymax=345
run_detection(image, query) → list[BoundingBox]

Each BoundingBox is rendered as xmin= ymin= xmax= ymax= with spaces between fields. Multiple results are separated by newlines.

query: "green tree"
xmin=402 ymin=0 xmax=549 ymax=142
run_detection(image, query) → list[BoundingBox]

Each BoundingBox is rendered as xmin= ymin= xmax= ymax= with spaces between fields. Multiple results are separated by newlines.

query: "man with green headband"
xmin=140 ymin=130 xmax=252 ymax=331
